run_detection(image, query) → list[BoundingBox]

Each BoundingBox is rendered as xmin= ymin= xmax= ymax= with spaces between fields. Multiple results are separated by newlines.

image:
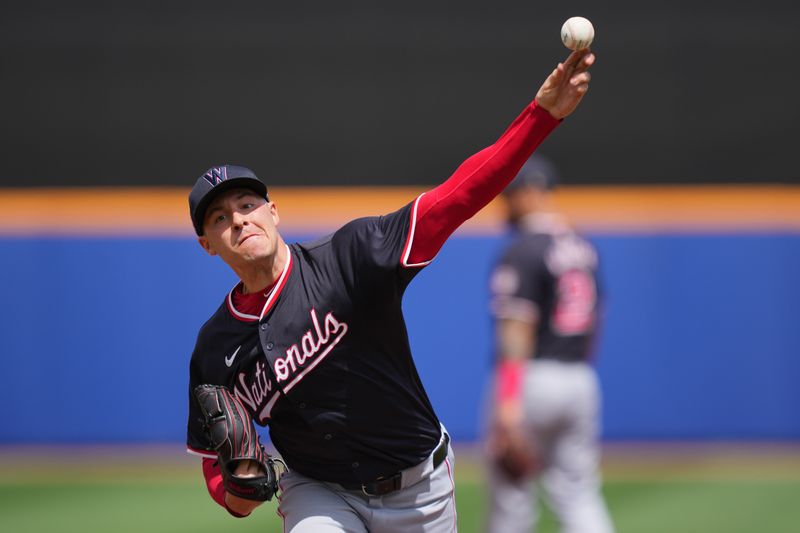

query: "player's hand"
xmin=535 ymin=49 xmax=595 ymax=119
xmin=488 ymin=401 xmax=540 ymax=482
xmin=224 ymin=461 xmax=266 ymax=516
xmin=493 ymin=425 xmax=540 ymax=482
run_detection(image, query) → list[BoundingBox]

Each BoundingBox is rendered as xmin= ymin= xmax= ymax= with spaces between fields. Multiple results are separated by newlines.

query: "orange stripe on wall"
xmin=0 ymin=185 xmax=799 ymax=236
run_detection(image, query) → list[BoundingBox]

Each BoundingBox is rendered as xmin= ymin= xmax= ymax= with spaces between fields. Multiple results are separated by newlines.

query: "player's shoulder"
xmin=296 ymin=233 xmax=333 ymax=251
xmin=501 ymin=230 xmax=552 ymax=262
xmin=196 ymin=298 xmax=227 ymax=329
xmin=547 ymin=230 xmax=599 ymax=272
xmin=334 ymin=201 xmax=415 ymax=238
xmin=192 ymin=299 xmax=236 ymax=352
xmin=295 ymin=201 xmax=415 ymax=257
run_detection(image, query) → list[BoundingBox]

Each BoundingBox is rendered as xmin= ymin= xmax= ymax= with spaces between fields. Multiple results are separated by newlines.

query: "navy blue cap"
xmin=189 ymin=165 xmax=269 ymax=236
xmin=504 ymin=154 xmax=559 ymax=193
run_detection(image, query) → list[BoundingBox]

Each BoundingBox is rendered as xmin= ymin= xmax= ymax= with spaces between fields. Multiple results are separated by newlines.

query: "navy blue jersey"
xmin=187 ymin=202 xmax=442 ymax=486
xmin=489 ymin=217 xmax=600 ymax=363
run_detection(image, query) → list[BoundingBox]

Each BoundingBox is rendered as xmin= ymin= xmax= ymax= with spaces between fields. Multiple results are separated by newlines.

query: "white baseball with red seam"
xmin=560 ymin=16 xmax=594 ymax=50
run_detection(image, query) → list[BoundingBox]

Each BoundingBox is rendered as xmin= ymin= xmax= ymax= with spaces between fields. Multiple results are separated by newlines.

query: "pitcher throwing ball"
xmin=185 ymin=49 xmax=595 ymax=532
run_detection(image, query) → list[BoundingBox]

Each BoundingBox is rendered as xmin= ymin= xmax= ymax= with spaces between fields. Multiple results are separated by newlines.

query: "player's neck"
xmin=519 ymin=211 xmax=569 ymax=233
xmin=234 ymin=242 xmax=289 ymax=295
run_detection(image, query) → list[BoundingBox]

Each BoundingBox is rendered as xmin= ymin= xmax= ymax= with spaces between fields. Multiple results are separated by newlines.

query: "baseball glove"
xmin=193 ymin=384 xmax=282 ymax=501
xmin=491 ymin=425 xmax=540 ymax=482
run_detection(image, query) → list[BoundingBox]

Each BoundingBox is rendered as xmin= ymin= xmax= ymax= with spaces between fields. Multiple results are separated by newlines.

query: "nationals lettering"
xmin=233 ymin=308 xmax=349 ymax=422
xmin=234 ymin=359 xmax=274 ymax=413
xmin=274 ymin=308 xmax=349 ymax=391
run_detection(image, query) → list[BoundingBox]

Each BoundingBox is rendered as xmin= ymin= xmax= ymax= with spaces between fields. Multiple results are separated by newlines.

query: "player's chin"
xmin=242 ymin=243 xmax=275 ymax=262
xmin=238 ymin=235 xmax=268 ymax=253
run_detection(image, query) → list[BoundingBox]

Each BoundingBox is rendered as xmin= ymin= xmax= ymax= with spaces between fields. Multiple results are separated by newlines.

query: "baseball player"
xmin=484 ymin=154 xmax=614 ymax=533
xmin=185 ymin=49 xmax=595 ymax=532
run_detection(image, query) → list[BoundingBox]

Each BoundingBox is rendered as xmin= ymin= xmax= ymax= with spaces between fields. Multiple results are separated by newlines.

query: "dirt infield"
xmin=2 ymin=442 xmax=798 ymax=483
xmin=600 ymin=442 xmax=800 ymax=481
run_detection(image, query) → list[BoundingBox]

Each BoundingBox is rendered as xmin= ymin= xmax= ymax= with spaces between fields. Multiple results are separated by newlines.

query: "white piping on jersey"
xmin=186 ymin=446 xmax=217 ymax=460
xmin=226 ymin=243 xmax=293 ymax=321
xmin=259 ymin=244 xmax=293 ymax=319
xmin=401 ymin=193 xmax=434 ymax=268
xmin=227 ymin=293 xmax=260 ymax=321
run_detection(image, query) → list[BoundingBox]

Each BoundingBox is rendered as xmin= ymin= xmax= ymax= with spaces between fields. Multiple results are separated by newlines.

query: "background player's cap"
xmin=504 ymin=154 xmax=559 ymax=193
xmin=189 ymin=165 xmax=269 ymax=236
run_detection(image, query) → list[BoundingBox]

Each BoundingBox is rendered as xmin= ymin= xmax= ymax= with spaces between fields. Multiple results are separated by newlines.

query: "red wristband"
xmin=496 ymin=359 xmax=524 ymax=403
xmin=202 ymin=458 xmax=250 ymax=518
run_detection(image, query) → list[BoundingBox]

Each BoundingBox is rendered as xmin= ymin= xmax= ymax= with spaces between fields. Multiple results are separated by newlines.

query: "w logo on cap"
xmin=202 ymin=166 xmax=228 ymax=186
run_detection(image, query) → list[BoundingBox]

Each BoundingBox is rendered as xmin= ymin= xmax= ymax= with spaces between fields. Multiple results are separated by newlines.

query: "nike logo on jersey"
xmin=225 ymin=345 xmax=242 ymax=367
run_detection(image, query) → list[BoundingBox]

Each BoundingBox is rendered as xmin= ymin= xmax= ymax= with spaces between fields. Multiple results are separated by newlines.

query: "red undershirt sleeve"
xmin=403 ymin=101 xmax=560 ymax=266
xmin=202 ymin=458 xmax=250 ymax=518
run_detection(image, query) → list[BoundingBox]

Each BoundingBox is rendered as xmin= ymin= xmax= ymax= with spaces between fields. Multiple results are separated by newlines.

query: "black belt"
xmin=356 ymin=432 xmax=450 ymax=497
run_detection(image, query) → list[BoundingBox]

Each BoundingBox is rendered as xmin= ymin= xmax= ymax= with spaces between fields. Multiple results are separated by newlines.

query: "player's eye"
xmin=214 ymin=214 xmax=226 ymax=224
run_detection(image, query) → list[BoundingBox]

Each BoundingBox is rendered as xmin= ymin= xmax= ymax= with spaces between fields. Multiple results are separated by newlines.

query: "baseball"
xmin=560 ymin=16 xmax=594 ymax=50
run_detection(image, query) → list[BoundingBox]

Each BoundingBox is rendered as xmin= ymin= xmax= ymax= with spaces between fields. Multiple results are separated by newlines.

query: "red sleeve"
xmin=202 ymin=458 xmax=250 ymax=518
xmin=402 ymin=101 xmax=560 ymax=266
xmin=496 ymin=358 xmax=525 ymax=403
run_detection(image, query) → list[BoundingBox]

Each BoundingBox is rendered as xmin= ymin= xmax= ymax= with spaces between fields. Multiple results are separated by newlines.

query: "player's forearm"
xmin=495 ymin=318 xmax=535 ymax=413
xmin=202 ymin=458 xmax=257 ymax=518
xmin=407 ymin=102 xmax=560 ymax=264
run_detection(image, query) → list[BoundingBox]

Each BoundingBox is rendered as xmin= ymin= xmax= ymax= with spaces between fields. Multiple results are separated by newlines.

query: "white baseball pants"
xmin=277 ymin=433 xmax=457 ymax=532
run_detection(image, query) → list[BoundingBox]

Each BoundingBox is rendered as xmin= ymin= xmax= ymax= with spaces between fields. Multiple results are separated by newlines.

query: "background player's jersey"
xmin=489 ymin=214 xmax=600 ymax=363
xmin=186 ymin=202 xmax=441 ymax=487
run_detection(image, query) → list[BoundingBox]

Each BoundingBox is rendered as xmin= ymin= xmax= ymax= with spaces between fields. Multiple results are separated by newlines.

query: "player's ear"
xmin=198 ymin=236 xmax=218 ymax=256
xmin=269 ymin=201 xmax=280 ymax=227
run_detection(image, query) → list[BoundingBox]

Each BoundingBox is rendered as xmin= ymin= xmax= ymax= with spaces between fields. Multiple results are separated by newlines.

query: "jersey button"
xmin=260 ymin=324 xmax=267 ymax=331
xmin=266 ymin=342 xmax=274 ymax=350
xmin=351 ymin=462 xmax=359 ymax=468
xmin=324 ymin=433 xmax=333 ymax=440
xmin=298 ymin=402 xmax=306 ymax=409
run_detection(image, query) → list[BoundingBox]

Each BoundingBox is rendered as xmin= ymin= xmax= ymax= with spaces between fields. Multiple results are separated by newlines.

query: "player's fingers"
xmin=550 ymin=63 xmax=566 ymax=84
xmin=563 ymin=50 xmax=583 ymax=70
xmin=572 ymin=52 xmax=596 ymax=74
xmin=571 ymin=71 xmax=591 ymax=86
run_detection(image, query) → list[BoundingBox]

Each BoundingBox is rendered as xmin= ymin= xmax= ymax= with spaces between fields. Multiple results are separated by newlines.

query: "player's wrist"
xmin=496 ymin=358 xmax=525 ymax=403
xmin=531 ymin=99 xmax=564 ymax=124
xmin=224 ymin=492 xmax=262 ymax=517
xmin=496 ymin=398 xmax=524 ymax=426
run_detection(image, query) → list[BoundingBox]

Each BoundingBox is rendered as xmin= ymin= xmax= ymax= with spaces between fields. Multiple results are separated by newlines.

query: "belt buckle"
xmin=361 ymin=472 xmax=402 ymax=497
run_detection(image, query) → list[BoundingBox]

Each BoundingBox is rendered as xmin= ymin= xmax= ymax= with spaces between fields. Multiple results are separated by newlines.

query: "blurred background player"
xmin=484 ymin=155 xmax=614 ymax=533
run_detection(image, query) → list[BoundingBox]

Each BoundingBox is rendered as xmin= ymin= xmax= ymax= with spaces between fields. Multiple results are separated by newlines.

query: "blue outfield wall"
xmin=1 ymin=232 xmax=799 ymax=443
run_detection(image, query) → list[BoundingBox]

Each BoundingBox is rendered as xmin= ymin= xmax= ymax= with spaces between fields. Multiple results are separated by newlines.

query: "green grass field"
xmin=1 ymin=444 xmax=799 ymax=533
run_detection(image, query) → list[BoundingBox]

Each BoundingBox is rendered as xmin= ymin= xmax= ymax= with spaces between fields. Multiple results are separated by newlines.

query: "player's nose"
xmin=230 ymin=209 xmax=248 ymax=228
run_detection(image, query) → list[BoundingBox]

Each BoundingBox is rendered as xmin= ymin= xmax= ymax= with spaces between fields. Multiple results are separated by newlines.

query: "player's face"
xmin=198 ymin=188 xmax=283 ymax=266
xmin=504 ymin=187 xmax=546 ymax=227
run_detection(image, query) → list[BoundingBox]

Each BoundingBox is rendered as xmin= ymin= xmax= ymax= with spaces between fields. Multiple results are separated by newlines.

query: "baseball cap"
xmin=504 ymin=154 xmax=559 ymax=193
xmin=189 ymin=165 xmax=269 ymax=236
